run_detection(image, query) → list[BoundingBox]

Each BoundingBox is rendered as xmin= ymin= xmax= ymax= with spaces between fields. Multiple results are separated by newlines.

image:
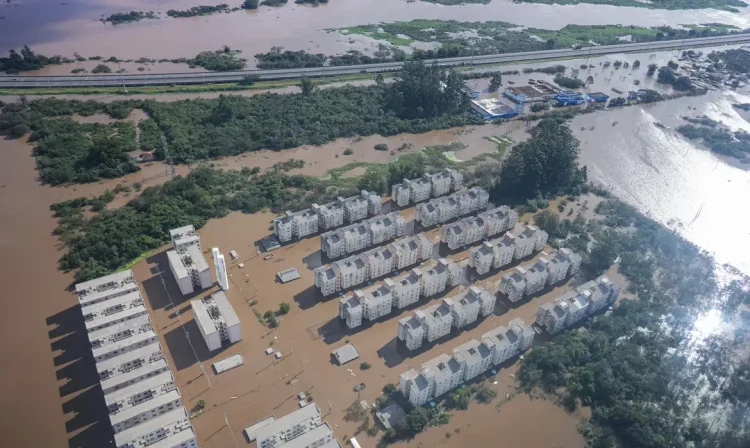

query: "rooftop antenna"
xmin=161 ymin=134 xmax=176 ymax=177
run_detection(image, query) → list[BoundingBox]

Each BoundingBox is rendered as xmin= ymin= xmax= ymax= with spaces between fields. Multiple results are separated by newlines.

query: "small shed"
xmin=332 ymin=343 xmax=360 ymax=365
xmin=213 ymin=353 xmax=245 ymax=374
xmin=277 ymin=268 xmax=301 ymax=284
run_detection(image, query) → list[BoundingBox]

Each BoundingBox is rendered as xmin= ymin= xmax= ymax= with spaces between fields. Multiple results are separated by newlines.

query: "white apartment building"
xmin=441 ymin=215 xmax=487 ymax=250
xmin=166 ymin=244 xmax=212 ymax=296
xmin=314 ymin=266 xmax=338 ymax=296
xmin=338 ymin=295 xmax=362 ymax=329
xmin=341 ymin=223 xmax=370 ymax=256
xmin=109 ymin=387 xmax=182 ymax=434
xmin=579 ymin=276 xmax=620 ymax=315
xmin=564 ymin=292 xmax=590 ymax=327
xmin=482 ymin=318 xmax=535 ymax=366
xmin=100 ymin=358 xmax=171 ymax=395
xmin=391 ymin=182 xmax=412 ymax=208
xmin=88 ymin=314 xmax=152 ymax=352
xmin=447 ymin=259 xmax=463 ymax=288
xmin=492 ymin=233 xmax=517 ymax=269
xmin=76 ymin=270 xmax=139 ymax=308
xmin=391 ymin=169 xmax=462 ymax=207
xmin=368 ymin=212 xmax=406 ymax=246
xmin=82 ymin=290 xmax=147 ymax=333
xmin=469 ymin=242 xmax=495 ymax=275
xmin=366 ymin=246 xmax=394 ymax=279
xmin=546 ymin=248 xmax=583 ymax=285
xmin=312 ymin=201 xmax=344 ymax=231
xmin=423 ymin=354 xmax=465 ymax=400
xmin=524 ymin=257 xmax=550 ymax=296
xmin=273 ymin=209 xmax=320 ymax=243
xmin=341 ymin=190 xmax=381 ymax=224
xmin=96 ymin=342 xmax=163 ymax=382
xmin=105 ymin=370 xmax=174 ymax=417
xmin=481 ymin=206 xmax=518 ymax=238
xmin=440 ymin=222 xmax=465 ymax=251
xmin=113 ymin=408 xmax=196 ymax=448
xmin=498 ymin=266 xmax=527 ymax=303
xmin=448 ymin=292 xmax=480 ymax=330
xmin=536 ymin=300 xmax=570 ymax=335
xmin=169 ymin=225 xmax=200 ymax=252
xmin=389 ymin=234 xmax=433 ymax=270
xmin=398 ymin=313 xmax=426 ymax=351
xmin=278 ymin=422 xmax=337 ymax=448
xmin=191 ymin=291 xmax=241 ymax=351
xmin=427 ymin=168 xmax=463 ymax=197
xmin=255 ymin=403 xmax=322 ymax=448
xmin=421 ymin=300 xmax=454 ymax=342
xmin=92 ymin=329 xmax=159 ymax=363
xmin=361 ymin=284 xmax=393 ymax=321
xmin=415 ymin=187 xmax=488 ymax=228
xmin=314 ymin=253 xmax=370 ymax=296
xmin=453 ymin=339 xmax=494 ymax=382
xmin=421 ymin=259 xmax=450 ymax=297
xmin=320 ymin=212 xmax=404 ymax=259
xmin=389 ymin=269 xmax=423 ymax=309
xmin=405 ymin=177 xmax=432 ymax=204
xmin=399 ymin=369 xmax=432 ymax=407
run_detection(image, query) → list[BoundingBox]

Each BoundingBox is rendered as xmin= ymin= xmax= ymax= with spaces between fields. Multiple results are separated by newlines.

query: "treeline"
xmin=103 ymin=11 xmax=157 ymax=25
xmin=255 ymin=45 xmax=405 ymax=69
xmin=0 ymin=46 xmax=63 ymax=74
xmin=166 ymin=5 xmax=232 ymax=18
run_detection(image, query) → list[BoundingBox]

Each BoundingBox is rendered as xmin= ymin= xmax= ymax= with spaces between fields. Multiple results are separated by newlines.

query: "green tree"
xmin=405 ymin=407 xmax=429 ymax=433
xmin=375 ymin=73 xmax=384 ymax=86
xmin=588 ymin=230 xmax=619 ymax=275
xmin=672 ymin=75 xmax=693 ymax=91
xmin=278 ymin=302 xmax=290 ymax=315
xmin=242 ymin=0 xmax=259 ymax=8
xmin=387 ymin=60 xmax=468 ymax=119
xmin=657 ymin=66 xmax=676 ymax=84
xmin=383 ymin=383 xmax=398 ymax=395
xmin=534 ymin=209 xmax=560 ymax=237
xmin=358 ymin=166 xmax=389 ymax=195
xmin=360 ymin=362 xmax=371 ymax=370
xmin=489 ymin=73 xmax=502 ymax=92
xmin=298 ymin=77 xmax=317 ymax=95
xmin=646 ymin=63 xmax=658 ymax=76
xmin=197 ymin=399 xmax=206 ymax=409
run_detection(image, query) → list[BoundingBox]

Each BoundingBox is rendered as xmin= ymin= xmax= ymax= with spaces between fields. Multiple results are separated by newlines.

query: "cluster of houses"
xmin=440 ymin=205 xmax=518 ymax=250
xmin=320 ymin=212 xmax=407 ymax=259
xmin=536 ymin=275 xmax=620 ymax=334
xmin=498 ymin=248 xmax=583 ymax=303
xmin=315 ymin=234 xmax=439 ymax=297
xmin=468 ymin=224 xmax=549 ymax=275
xmin=416 ymin=187 xmax=490 ymax=228
xmin=391 ymin=168 xmax=464 ymax=207
xmin=273 ymin=190 xmax=382 ymax=243
xmin=399 ymin=317 xmax=535 ymax=407
xmin=396 ymin=286 xmax=496 ymax=351
xmin=337 ymin=258 xmax=464 ymax=329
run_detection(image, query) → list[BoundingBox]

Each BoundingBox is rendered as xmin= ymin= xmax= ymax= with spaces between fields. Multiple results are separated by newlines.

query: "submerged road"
xmin=2 ymin=34 xmax=750 ymax=88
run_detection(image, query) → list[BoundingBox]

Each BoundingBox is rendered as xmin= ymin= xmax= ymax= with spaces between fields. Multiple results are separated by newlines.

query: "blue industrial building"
xmin=554 ymin=90 xmax=585 ymax=106
xmin=470 ymin=99 xmax=520 ymax=120
xmin=586 ymin=92 xmax=609 ymax=103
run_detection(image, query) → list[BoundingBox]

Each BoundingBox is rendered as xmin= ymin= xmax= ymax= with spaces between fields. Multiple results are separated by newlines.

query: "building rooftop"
xmin=145 ymin=426 xmax=196 ymax=448
xmin=104 ymin=371 xmax=174 ymax=409
xmin=397 ymin=269 xmax=422 ymax=287
xmin=100 ymin=358 xmax=169 ymax=392
xmin=340 ymin=295 xmax=362 ymax=312
xmin=213 ymin=353 xmax=245 ymax=374
xmin=424 ymin=354 xmax=462 ymax=383
xmin=87 ymin=313 xmax=152 ymax=346
xmin=376 ymin=403 xmax=407 ymax=430
xmin=169 ymin=224 xmax=200 ymax=248
xmin=278 ymin=268 xmax=301 ymax=283
xmin=333 ymin=343 xmax=360 ymax=365
xmin=243 ymin=416 xmax=276 ymax=442
xmin=109 ymin=389 xmax=182 ymax=427
xmin=81 ymin=289 xmax=143 ymax=317
xmin=275 ymin=422 xmax=334 ymax=448
xmin=113 ymin=407 xmax=191 ymax=448
xmin=95 ymin=342 xmax=162 ymax=376
xmin=76 ymin=270 xmax=138 ymax=307
xmin=92 ymin=329 xmax=157 ymax=360
xmin=254 ymin=403 xmax=321 ymax=442
xmin=453 ymin=339 xmax=492 ymax=366
xmin=167 ymin=245 xmax=209 ymax=279
xmin=399 ymin=315 xmax=423 ymax=336
xmin=334 ymin=255 xmax=367 ymax=276
xmin=423 ymin=301 xmax=452 ymax=328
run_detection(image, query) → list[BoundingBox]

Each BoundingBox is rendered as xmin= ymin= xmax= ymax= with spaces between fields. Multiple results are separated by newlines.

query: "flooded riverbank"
xmin=2 ymin=0 xmax=750 ymax=72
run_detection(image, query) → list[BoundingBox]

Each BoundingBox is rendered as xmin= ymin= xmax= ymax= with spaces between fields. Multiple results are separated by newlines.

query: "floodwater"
xmin=2 ymin=0 xmax=750 ymax=72
xmin=574 ymin=90 xmax=750 ymax=273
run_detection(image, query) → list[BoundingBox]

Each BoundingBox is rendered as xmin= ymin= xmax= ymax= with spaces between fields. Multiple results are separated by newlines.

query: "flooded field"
xmin=2 ymin=0 xmax=750 ymax=72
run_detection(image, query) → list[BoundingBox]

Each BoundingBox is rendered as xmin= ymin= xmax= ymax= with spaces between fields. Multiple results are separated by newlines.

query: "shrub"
xmin=360 ymin=362 xmax=371 ymax=370
xmin=374 ymin=143 xmax=389 ymax=151
xmin=92 ymin=64 xmax=112 ymax=74
xmin=278 ymin=302 xmax=290 ymax=315
xmin=343 ymin=148 xmax=353 ymax=155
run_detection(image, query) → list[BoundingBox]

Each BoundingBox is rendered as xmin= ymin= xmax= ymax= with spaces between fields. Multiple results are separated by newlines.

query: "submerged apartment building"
xmin=536 ymin=275 xmax=621 ymax=334
xmin=254 ymin=403 xmax=341 ymax=448
xmin=440 ymin=205 xmax=518 ymax=251
xmin=274 ymin=190 xmax=381 ymax=243
xmin=399 ymin=317 xmax=534 ymax=407
xmin=320 ymin=212 xmax=406 ymax=259
xmin=191 ymin=291 xmax=241 ymax=351
xmin=391 ymin=168 xmax=464 ymax=207
xmin=415 ymin=187 xmax=489 ymax=228
xmin=166 ymin=225 xmax=212 ymax=296
xmin=314 ymin=234 xmax=436 ymax=296
xmin=498 ymin=248 xmax=582 ymax=302
xmin=75 ymin=271 xmax=196 ymax=448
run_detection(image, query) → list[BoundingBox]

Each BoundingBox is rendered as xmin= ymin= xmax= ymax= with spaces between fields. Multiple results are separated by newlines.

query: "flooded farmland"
xmin=2 ymin=0 xmax=750 ymax=72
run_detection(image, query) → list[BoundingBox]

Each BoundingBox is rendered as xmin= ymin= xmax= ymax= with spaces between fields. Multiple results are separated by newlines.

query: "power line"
xmin=161 ymin=134 xmax=176 ymax=177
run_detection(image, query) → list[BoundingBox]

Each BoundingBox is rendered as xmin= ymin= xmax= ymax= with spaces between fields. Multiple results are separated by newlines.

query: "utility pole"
xmin=116 ymin=61 xmax=128 ymax=94
xmin=161 ymin=134 xmax=176 ymax=177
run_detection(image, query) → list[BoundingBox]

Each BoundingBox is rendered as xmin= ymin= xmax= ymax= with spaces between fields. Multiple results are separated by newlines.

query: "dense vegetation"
xmin=514 ymin=0 xmax=748 ymax=12
xmin=518 ymin=197 xmax=750 ymax=447
xmin=553 ymin=75 xmax=585 ymax=89
xmin=187 ymin=49 xmax=246 ymax=71
xmin=260 ymin=0 xmax=288 ymax=6
xmin=103 ymin=11 xmax=157 ymax=25
xmin=166 ymin=4 xmax=231 ymax=17
xmin=656 ymin=66 xmax=694 ymax=90
xmin=0 ymin=46 xmax=63 ymax=74
xmin=491 ymin=117 xmax=587 ymax=202
xmin=677 ymin=119 xmax=750 ymax=161
xmin=339 ymin=21 xmax=743 ymax=59
xmin=242 ymin=0 xmax=259 ymax=8
xmin=255 ymin=48 xmax=326 ymax=69
xmin=708 ymin=49 xmax=750 ymax=73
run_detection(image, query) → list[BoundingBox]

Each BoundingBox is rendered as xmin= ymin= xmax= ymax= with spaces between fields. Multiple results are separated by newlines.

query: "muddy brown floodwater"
xmin=2 ymin=0 xmax=750 ymax=73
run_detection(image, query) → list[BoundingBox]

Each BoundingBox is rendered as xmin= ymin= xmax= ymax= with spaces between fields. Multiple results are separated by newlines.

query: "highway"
xmin=2 ymin=33 xmax=749 ymax=89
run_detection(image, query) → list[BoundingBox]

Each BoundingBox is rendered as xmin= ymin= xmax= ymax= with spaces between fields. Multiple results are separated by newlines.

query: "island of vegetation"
xmin=513 ymin=0 xmax=748 ymax=13
xmin=166 ymin=4 xmax=232 ymax=18
xmin=103 ymin=11 xmax=158 ymax=25
xmin=0 ymin=46 xmax=63 ymax=74
xmin=677 ymin=117 xmax=750 ymax=162
xmin=260 ymin=0 xmax=288 ymax=6
xmin=256 ymin=45 xmax=405 ymax=69
xmin=421 ymin=0 xmax=490 ymax=4
xmin=242 ymin=0 xmax=259 ymax=8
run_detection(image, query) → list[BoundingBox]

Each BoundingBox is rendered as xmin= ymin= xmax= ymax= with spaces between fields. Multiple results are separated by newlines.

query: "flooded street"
xmin=2 ymin=0 xmax=750 ymax=70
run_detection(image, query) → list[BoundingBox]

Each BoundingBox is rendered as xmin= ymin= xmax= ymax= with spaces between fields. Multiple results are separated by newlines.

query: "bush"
xmin=242 ymin=0 xmax=259 ymax=8
xmin=553 ymin=75 xmax=585 ymax=89
xmin=360 ymin=362 xmax=371 ymax=370
xmin=374 ymin=143 xmax=389 ymax=151
xmin=92 ymin=64 xmax=112 ymax=74
xmin=530 ymin=102 xmax=548 ymax=113
xmin=197 ymin=399 xmax=206 ymax=409
xmin=343 ymin=148 xmax=354 ymax=155
xmin=475 ymin=384 xmax=497 ymax=404
xmin=383 ymin=383 xmax=398 ymax=395
xmin=239 ymin=74 xmax=261 ymax=86
xmin=278 ymin=302 xmax=290 ymax=315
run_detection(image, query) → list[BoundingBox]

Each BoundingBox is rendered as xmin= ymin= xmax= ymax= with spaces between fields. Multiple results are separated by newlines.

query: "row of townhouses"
xmin=440 ymin=205 xmax=518 ymax=250
xmin=498 ymin=248 xmax=583 ymax=302
xmin=315 ymin=234 xmax=437 ymax=296
xmin=273 ymin=190 xmax=382 ymax=243
xmin=468 ymin=224 xmax=549 ymax=275
xmin=415 ymin=187 xmax=490 ymax=228
xmin=254 ymin=403 xmax=341 ymax=448
xmin=75 ymin=270 xmax=197 ymax=448
xmin=536 ymin=275 xmax=620 ymax=335
xmin=391 ymin=168 xmax=464 ymax=207
xmin=167 ymin=225 xmax=212 ymax=296
xmin=396 ymin=286 xmax=497 ymax=351
xmin=320 ymin=212 xmax=407 ymax=259
xmin=337 ymin=256 xmax=464 ymax=329
xmin=399 ymin=318 xmax=534 ymax=407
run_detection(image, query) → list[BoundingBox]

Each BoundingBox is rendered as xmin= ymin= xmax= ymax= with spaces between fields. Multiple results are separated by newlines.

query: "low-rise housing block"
xmin=167 ymin=244 xmax=212 ymax=296
xmin=415 ymin=187 xmax=489 ymax=228
xmin=390 ymin=270 xmax=423 ymax=309
xmin=191 ymin=291 xmax=241 ymax=351
xmin=453 ymin=338 xmax=494 ymax=382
